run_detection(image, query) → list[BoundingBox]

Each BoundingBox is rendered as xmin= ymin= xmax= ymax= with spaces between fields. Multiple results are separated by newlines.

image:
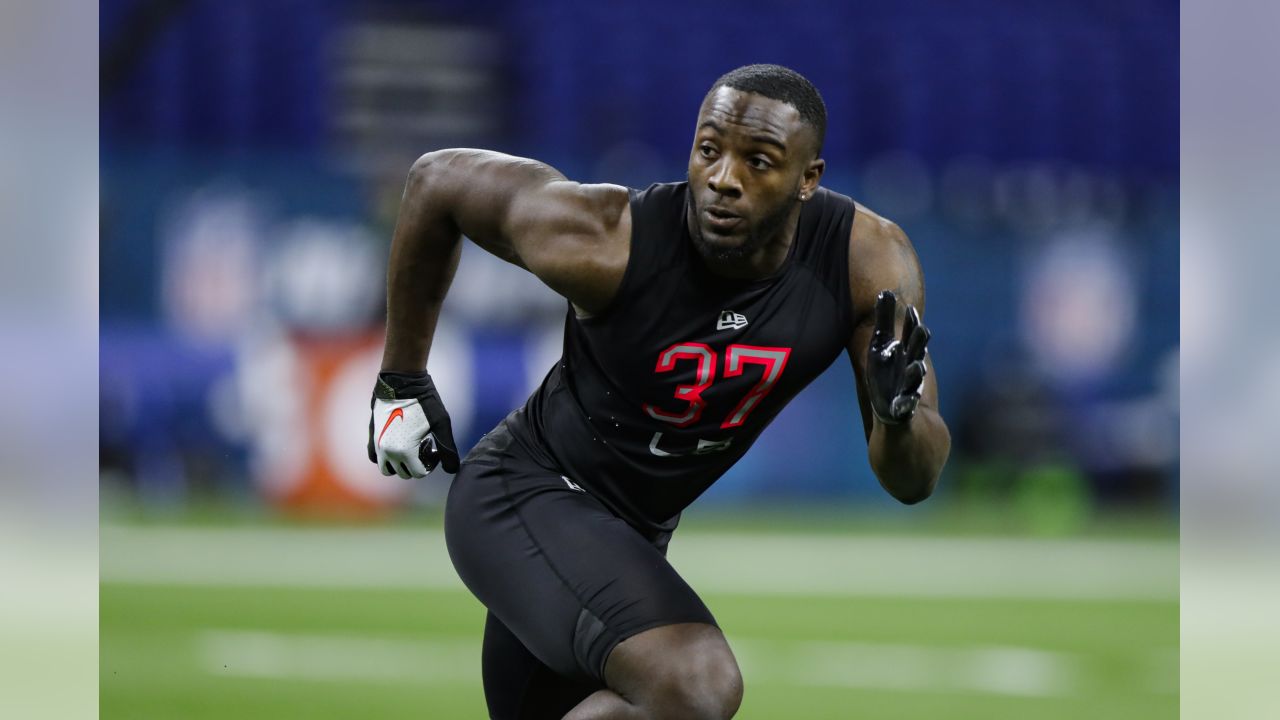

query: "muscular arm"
xmin=381 ymin=149 xmax=631 ymax=371
xmin=846 ymin=205 xmax=951 ymax=503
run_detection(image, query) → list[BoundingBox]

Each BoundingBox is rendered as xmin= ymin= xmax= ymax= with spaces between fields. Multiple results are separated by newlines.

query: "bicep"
xmin=412 ymin=150 xmax=629 ymax=311
xmin=411 ymin=149 xmax=567 ymax=265
xmin=847 ymin=321 xmax=878 ymax=440
xmin=845 ymin=214 xmax=941 ymax=437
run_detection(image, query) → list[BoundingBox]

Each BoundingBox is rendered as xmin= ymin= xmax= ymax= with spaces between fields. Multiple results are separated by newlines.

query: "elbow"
xmin=891 ymin=484 xmax=934 ymax=505
xmin=408 ymin=149 xmax=454 ymax=184
xmin=405 ymin=150 xmax=473 ymax=220
xmin=408 ymin=148 xmax=483 ymax=189
xmin=877 ymin=470 xmax=939 ymax=505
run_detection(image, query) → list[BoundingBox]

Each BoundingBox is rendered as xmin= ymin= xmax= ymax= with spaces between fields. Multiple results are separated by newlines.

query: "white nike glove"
xmin=366 ymin=371 xmax=459 ymax=479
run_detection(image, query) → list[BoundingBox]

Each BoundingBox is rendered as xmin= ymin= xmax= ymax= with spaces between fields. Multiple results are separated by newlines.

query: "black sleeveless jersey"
xmin=507 ymin=181 xmax=858 ymax=534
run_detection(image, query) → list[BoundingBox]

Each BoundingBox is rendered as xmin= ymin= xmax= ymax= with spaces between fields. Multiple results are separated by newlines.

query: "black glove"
xmin=367 ymin=371 xmax=460 ymax=478
xmin=865 ymin=290 xmax=930 ymax=425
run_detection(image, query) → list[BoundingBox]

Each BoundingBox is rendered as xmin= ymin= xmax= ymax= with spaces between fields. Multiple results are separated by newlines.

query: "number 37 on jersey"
xmin=641 ymin=342 xmax=791 ymax=457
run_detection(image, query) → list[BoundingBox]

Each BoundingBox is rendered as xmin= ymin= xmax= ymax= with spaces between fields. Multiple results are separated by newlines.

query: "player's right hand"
xmin=366 ymin=371 xmax=460 ymax=479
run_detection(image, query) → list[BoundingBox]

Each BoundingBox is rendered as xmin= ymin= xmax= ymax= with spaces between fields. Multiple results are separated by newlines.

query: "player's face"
xmin=687 ymin=87 xmax=823 ymax=264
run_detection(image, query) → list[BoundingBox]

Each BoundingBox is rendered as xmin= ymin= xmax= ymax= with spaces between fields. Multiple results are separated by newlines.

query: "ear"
xmin=799 ymin=158 xmax=825 ymax=201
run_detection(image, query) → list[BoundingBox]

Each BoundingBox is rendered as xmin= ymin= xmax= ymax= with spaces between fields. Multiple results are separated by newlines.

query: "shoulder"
xmin=850 ymin=202 xmax=912 ymax=262
xmin=510 ymin=179 xmax=631 ymax=237
xmin=847 ymin=202 xmax=926 ymax=325
xmin=567 ymin=181 xmax=632 ymax=219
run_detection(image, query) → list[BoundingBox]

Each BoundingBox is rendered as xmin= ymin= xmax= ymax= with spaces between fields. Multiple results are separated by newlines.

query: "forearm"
xmin=868 ymin=406 xmax=950 ymax=504
xmin=380 ymin=155 xmax=466 ymax=372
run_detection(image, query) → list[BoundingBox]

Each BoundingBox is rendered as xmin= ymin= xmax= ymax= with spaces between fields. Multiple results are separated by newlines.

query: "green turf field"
xmin=101 ymin=520 xmax=1176 ymax=719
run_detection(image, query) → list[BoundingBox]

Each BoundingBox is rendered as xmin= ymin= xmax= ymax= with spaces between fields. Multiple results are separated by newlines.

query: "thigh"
xmin=482 ymin=612 xmax=597 ymax=720
xmin=445 ymin=426 xmax=716 ymax=684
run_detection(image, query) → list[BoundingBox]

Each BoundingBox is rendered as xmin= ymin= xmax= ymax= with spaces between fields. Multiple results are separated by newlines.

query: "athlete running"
xmin=367 ymin=64 xmax=951 ymax=719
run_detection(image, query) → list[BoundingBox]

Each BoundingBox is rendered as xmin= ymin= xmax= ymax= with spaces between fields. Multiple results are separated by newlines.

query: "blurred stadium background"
xmin=99 ymin=0 xmax=1178 ymax=717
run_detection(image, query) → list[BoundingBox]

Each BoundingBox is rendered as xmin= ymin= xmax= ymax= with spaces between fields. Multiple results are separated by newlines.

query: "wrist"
xmin=375 ymin=371 xmax=435 ymax=401
xmin=380 ymin=336 xmax=431 ymax=374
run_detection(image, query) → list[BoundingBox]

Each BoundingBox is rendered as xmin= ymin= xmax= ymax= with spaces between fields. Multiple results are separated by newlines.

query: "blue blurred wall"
xmin=100 ymin=0 xmax=1179 ymax=509
xmin=103 ymin=0 xmax=1177 ymax=173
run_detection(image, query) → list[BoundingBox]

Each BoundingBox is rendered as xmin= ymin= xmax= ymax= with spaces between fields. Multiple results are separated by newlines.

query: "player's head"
xmin=687 ymin=64 xmax=827 ymax=264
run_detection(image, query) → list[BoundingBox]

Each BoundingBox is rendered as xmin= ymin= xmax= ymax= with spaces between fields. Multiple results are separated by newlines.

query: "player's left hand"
xmin=366 ymin=370 xmax=460 ymax=479
xmin=866 ymin=290 xmax=930 ymax=426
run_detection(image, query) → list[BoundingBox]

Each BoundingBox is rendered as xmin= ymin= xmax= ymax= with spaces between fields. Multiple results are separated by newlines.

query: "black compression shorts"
xmin=444 ymin=416 xmax=717 ymax=689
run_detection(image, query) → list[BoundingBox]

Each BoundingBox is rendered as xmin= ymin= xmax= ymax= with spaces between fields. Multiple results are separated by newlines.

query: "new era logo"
xmin=717 ymin=310 xmax=748 ymax=331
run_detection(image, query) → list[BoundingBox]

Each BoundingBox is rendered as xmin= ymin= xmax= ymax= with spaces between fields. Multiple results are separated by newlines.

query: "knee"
xmin=648 ymin=636 xmax=743 ymax=719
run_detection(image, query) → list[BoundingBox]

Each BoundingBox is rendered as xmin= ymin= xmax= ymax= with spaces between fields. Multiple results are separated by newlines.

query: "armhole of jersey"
xmin=796 ymin=187 xmax=859 ymax=339
xmin=839 ymin=199 xmax=858 ymax=338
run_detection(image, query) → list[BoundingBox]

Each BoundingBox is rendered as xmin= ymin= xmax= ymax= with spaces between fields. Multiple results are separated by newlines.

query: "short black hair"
xmin=705 ymin=64 xmax=827 ymax=155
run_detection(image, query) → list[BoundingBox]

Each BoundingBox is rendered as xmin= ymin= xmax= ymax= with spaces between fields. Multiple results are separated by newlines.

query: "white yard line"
xmin=198 ymin=630 xmax=478 ymax=685
xmin=102 ymin=526 xmax=1177 ymax=600
xmin=729 ymin=638 xmax=1083 ymax=697
xmin=675 ymin=533 xmax=1177 ymax=601
xmin=198 ymin=630 xmax=1159 ymax=698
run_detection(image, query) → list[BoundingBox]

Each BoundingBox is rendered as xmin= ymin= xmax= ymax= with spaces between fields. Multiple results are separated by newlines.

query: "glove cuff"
xmin=375 ymin=371 xmax=435 ymax=401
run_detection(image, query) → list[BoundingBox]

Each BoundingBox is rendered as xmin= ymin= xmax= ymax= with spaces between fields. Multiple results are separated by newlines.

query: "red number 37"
xmin=642 ymin=343 xmax=791 ymax=430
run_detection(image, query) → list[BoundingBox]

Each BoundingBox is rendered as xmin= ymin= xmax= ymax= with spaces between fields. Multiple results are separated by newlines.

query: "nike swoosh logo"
xmin=378 ymin=408 xmax=405 ymax=445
